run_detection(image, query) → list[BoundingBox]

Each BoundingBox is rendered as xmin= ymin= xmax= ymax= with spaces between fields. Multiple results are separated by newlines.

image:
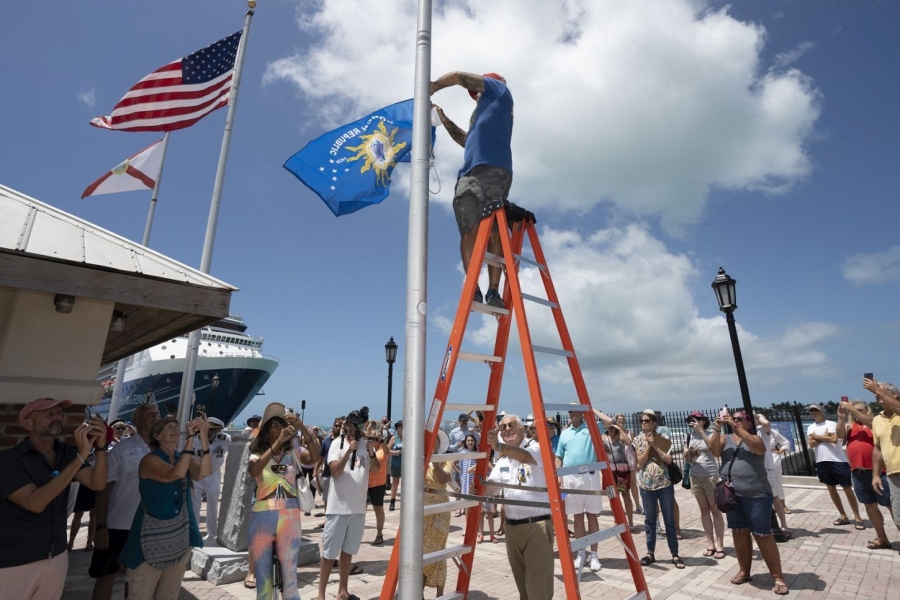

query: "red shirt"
xmin=846 ymin=422 xmax=881 ymax=471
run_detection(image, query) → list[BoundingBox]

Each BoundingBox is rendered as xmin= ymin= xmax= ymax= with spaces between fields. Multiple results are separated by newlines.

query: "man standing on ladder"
xmin=431 ymin=71 xmax=514 ymax=308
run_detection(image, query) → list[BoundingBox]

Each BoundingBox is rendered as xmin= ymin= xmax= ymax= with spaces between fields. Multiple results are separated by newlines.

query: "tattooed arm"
xmin=430 ymin=71 xmax=485 ymax=96
xmin=433 ymin=105 xmax=468 ymax=147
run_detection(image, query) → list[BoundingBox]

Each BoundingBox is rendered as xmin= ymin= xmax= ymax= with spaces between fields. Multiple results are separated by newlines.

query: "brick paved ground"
xmin=64 ymin=482 xmax=900 ymax=599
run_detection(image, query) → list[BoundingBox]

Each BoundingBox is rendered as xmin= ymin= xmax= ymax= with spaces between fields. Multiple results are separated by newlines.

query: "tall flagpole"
xmin=399 ymin=0 xmax=432 ymax=597
xmin=107 ymin=132 xmax=172 ymax=422
xmin=176 ymin=3 xmax=255 ymax=436
xmin=141 ymin=131 xmax=170 ymax=246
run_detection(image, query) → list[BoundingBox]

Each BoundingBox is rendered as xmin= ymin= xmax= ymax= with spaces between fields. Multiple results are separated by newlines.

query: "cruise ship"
xmin=96 ymin=315 xmax=279 ymax=426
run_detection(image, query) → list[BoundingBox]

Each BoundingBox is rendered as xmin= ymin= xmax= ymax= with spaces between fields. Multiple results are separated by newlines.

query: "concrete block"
xmin=217 ymin=438 xmax=254 ymax=551
xmin=190 ymin=539 xmax=320 ymax=585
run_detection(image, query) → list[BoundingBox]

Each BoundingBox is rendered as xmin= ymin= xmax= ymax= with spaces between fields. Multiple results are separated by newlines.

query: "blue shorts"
xmin=726 ymin=493 xmax=774 ymax=536
xmin=851 ymin=469 xmax=892 ymax=507
xmin=816 ymin=461 xmax=852 ymax=487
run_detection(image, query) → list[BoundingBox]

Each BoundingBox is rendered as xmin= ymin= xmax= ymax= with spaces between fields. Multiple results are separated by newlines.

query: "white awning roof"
xmin=0 ymin=184 xmax=235 ymax=291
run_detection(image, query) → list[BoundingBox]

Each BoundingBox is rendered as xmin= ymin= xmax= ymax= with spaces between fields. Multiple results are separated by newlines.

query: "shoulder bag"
xmin=292 ymin=445 xmax=316 ymax=512
xmin=714 ymin=440 xmax=743 ymax=513
xmin=140 ymin=477 xmax=190 ymax=570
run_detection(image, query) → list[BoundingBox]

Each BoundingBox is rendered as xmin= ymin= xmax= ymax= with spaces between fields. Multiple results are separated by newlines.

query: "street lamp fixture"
xmin=385 ymin=337 xmax=398 ymax=421
xmin=711 ymin=267 xmax=755 ymax=434
xmin=209 ymin=373 xmax=221 ymax=416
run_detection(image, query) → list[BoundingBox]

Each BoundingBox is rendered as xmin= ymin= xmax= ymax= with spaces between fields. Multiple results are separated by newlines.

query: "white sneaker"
xmin=574 ymin=552 xmax=584 ymax=571
xmin=590 ymin=555 xmax=602 ymax=572
xmin=657 ymin=523 xmax=664 ymax=534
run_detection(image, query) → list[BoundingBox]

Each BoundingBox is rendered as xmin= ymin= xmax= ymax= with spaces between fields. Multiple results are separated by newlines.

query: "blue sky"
xmin=2 ymin=0 xmax=899 ymax=428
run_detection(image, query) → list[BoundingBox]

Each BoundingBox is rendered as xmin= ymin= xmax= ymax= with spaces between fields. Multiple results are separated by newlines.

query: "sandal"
xmin=349 ymin=564 xmax=363 ymax=575
xmin=477 ymin=532 xmax=483 ymax=543
xmin=702 ymin=548 xmax=716 ymax=557
xmin=854 ymin=520 xmax=866 ymax=530
xmin=783 ymin=507 xmax=792 ymax=514
xmin=773 ymin=579 xmax=789 ymax=595
xmin=714 ymin=550 xmax=726 ymax=560
xmin=491 ymin=534 xmax=497 ymax=543
xmin=730 ymin=574 xmax=753 ymax=585
xmin=84 ymin=542 xmax=94 ymax=552
xmin=833 ymin=517 xmax=850 ymax=526
xmin=673 ymin=555 xmax=685 ymax=569
xmin=867 ymin=539 xmax=892 ymax=550
xmin=243 ymin=574 xmax=256 ymax=589
xmin=372 ymin=534 xmax=384 ymax=546
xmin=639 ymin=553 xmax=655 ymax=566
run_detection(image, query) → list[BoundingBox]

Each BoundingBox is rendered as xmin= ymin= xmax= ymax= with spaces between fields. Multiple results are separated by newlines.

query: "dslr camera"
xmin=341 ymin=406 xmax=369 ymax=470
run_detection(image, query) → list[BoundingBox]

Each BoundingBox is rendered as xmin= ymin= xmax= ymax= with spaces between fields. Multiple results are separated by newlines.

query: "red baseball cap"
xmin=469 ymin=72 xmax=507 ymax=101
xmin=19 ymin=397 xmax=72 ymax=426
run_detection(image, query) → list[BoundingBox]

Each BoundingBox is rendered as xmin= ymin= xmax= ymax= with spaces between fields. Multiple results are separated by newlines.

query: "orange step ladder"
xmin=380 ymin=204 xmax=650 ymax=600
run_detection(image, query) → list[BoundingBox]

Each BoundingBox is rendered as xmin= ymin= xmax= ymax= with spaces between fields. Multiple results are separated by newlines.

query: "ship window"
xmin=170 ymin=355 xmax=175 ymax=359
xmin=161 ymin=346 xmax=166 ymax=350
xmin=172 ymin=339 xmax=176 ymax=343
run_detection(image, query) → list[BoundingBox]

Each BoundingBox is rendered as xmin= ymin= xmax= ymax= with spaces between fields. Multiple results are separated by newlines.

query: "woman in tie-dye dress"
xmin=248 ymin=403 xmax=320 ymax=600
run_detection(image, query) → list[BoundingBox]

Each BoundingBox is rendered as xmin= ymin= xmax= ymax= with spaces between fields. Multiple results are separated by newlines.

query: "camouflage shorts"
xmin=453 ymin=165 xmax=512 ymax=235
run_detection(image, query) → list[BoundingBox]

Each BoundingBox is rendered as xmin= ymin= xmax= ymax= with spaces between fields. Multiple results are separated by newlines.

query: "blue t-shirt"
xmin=458 ymin=77 xmax=514 ymax=178
xmin=321 ymin=436 xmax=335 ymax=477
xmin=555 ymin=422 xmax=598 ymax=467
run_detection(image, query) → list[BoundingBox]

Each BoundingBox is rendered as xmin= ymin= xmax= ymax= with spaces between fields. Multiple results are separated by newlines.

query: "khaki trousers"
xmin=504 ymin=518 xmax=554 ymax=600
xmin=0 ymin=551 xmax=67 ymax=600
xmin=125 ymin=548 xmax=192 ymax=600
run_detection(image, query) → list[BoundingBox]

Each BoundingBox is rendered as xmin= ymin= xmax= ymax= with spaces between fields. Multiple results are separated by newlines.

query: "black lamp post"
xmin=711 ymin=267 xmax=756 ymax=434
xmin=209 ymin=373 xmax=221 ymax=417
xmin=384 ymin=337 xmax=398 ymax=422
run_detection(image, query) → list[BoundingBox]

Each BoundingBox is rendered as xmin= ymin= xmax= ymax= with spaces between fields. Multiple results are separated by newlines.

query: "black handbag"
xmin=667 ymin=461 xmax=683 ymax=485
xmin=714 ymin=441 xmax=742 ymax=513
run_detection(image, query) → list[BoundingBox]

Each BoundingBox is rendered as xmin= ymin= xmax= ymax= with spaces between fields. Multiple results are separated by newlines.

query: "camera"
xmin=344 ymin=406 xmax=369 ymax=439
xmin=341 ymin=406 xmax=369 ymax=470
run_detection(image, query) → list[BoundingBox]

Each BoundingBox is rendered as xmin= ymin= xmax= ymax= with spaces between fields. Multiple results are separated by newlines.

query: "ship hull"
xmin=96 ymin=355 xmax=278 ymax=426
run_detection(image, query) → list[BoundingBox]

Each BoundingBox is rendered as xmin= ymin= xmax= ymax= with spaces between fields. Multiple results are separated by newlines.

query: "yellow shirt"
xmin=872 ymin=413 xmax=900 ymax=475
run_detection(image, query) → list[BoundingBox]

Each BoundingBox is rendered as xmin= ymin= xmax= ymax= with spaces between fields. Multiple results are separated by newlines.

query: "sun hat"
xmin=684 ymin=410 xmax=708 ymax=423
xmin=258 ymin=403 xmax=287 ymax=433
xmin=807 ymin=403 xmax=822 ymax=412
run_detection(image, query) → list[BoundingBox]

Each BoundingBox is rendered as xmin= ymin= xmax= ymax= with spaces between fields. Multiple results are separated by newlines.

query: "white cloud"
xmin=438 ymin=223 xmax=837 ymax=405
xmin=77 ymin=88 xmax=97 ymax=108
xmin=842 ymin=246 xmax=900 ymax=284
xmin=266 ymin=0 xmax=821 ymax=232
xmin=773 ymin=41 xmax=815 ymax=69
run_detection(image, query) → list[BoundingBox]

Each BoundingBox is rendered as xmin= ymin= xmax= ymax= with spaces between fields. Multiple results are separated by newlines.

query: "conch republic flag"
xmin=81 ymin=139 xmax=164 ymax=198
xmin=284 ymin=99 xmax=435 ymax=216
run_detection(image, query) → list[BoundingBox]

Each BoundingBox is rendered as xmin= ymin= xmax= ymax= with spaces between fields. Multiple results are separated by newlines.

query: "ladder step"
xmin=423 ymin=544 xmax=472 ymax=566
xmin=513 ymin=252 xmax=546 ymax=272
xmin=433 ymin=451 xmax=489 ymax=463
xmin=444 ymin=403 xmax=496 ymax=412
xmin=542 ymin=403 xmax=591 ymax=412
xmin=458 ymin=351 xmax=503 ymax=363
xmin=423 ymin=499 xmax=480 ymax=516
xmin=471 ymin=301 xmax=510 ymax=316
xmin=570 ymin=522 xmax=626 ymax=552
xmin=483 ymin=251 xmax=506 ymax=268
xmin=532 ymin=345 xmax=574 ymax=357
xmin=435 ymin=593 xmax=465 ymax=600
xmin=556 ymin=461 xmax=607 ymax=477
xmin=521 ymin=292 xmax=558 ymax=308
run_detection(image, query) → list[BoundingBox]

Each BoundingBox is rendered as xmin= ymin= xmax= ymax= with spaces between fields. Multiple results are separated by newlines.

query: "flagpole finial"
xmin=248 ymin=1 xmax=256 ymax=8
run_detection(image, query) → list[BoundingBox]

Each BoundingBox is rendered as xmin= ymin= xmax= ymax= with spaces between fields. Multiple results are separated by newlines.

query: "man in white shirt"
xmin=191 ymin=417 xmax=230 ymax=544
xmin=807 ymin=403 xmax=863 ymax=528
xmin=317 ymin=419 xmax=379 ymax=600
xmin=486 ymin=414 xmax=554 ymax=599
xmin=90 ymin=402 xmax=160 ymax=600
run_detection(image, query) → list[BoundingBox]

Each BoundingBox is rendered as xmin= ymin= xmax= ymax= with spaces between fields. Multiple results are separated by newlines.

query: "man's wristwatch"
xmin=197 ymin=449 xmax=210 ymax=457
xmin=95 ymin=445 xmax=107 ymax=452
xmin=184 ymin=449 xmax=196 ymax=456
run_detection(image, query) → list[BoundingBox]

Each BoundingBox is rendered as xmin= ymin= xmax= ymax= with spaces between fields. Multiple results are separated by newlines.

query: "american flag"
xmin=91 ymin=31 xmax=242 ymax=132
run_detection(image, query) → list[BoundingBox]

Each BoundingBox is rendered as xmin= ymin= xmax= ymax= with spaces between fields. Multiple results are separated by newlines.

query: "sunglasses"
xmin=270 ymin=464 xmax=288 ymax=474
xmin=498 ymin=422 xmax=519 ymax=431
xmin=113 ymin=426 xmax=126 ymax=431
xmin=733 ymin=416 xmax=745 ymax=423
xmin=809 ymin=409 xmax=821 ymax=413
xmin=640 ymin=419 xmax=653 ymax=423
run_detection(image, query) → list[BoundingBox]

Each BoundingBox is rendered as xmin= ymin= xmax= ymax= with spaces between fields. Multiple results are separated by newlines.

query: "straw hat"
xmin=259 ymin=402 xmax=288 ymax=433
xmin=436 ymin=429 xmax=450 ymax=454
